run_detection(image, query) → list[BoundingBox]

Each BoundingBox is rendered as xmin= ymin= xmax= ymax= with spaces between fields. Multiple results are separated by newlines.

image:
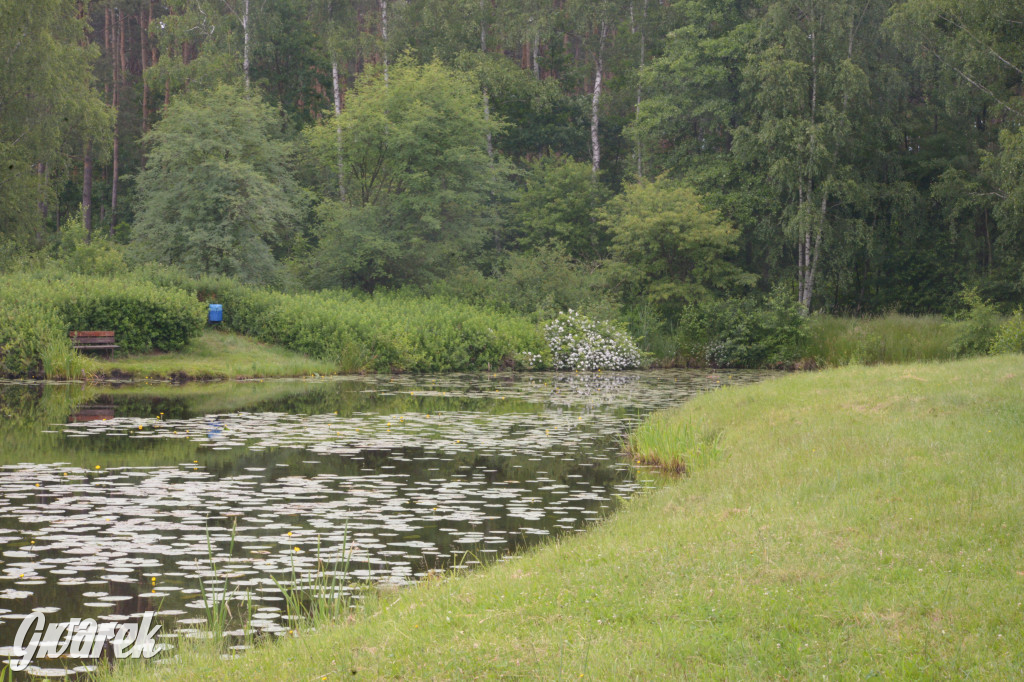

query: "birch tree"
xmin=734 ymin=0 xmax=875 ymax=311
xmin=567 ymin=0 xmax=626 ymax=176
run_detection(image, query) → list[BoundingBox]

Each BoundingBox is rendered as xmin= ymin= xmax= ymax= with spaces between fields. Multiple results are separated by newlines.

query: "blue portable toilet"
xmin=208 ymin=303 xmax=223 ymax=323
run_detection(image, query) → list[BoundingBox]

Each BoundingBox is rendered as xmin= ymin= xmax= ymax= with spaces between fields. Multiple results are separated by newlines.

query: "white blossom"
xmin=544 ymin=310 xmax=644 ymax=371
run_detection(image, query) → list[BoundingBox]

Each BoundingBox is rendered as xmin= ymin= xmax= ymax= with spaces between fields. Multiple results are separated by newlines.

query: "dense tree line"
xmin=1 ymin=0 xmax=1022 ymax=318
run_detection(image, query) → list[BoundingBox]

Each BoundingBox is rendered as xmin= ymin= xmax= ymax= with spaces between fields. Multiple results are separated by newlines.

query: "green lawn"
xmin=99 ymin=355 xmax=1024 ymax=679
xmin=87 ymin=329 xmax=339 ymax=380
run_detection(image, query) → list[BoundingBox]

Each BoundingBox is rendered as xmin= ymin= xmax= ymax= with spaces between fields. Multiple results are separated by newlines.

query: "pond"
xmin=0 ymin=370 xmax=768 ymax=676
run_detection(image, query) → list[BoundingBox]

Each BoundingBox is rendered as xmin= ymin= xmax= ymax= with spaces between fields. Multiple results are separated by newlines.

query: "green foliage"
xmin=980 ymin=127 xmax=1024 ymax=292
xmin=0 ymin=273 xmax=206 ymax=368
xmin=949 ymin=287 xmax=1003 ymax=357
xmin=510 ymin=155 xmax=610 ymax=260
xmin=0 ymin=0 xmax=111 ymax=243
xmin=601 ymin=178 xmax=755 ymax=318
xmin=544 ymin=310 xmax=645 ymax=371
xmin=152 ymin=273 xmax=550 ymax=373
xmin=677 ymin=289 xmax=808 ymax=368
xmin=989 ymin=308 xmax=1024 ymax=355
xmin=57 ymin=210 xmax=128 ymax=276
xmin=133 ymin=85 xmax=301 ymax=284
xmin=430 ymin=247 xmax=618 ymax=320
xmin=0 ymin=300 xmax=68 ymax=378
xmin=308 ymin=58 xmax=507 ymax=290
xmin=8 ymin=0 xmax=1024 ymax=323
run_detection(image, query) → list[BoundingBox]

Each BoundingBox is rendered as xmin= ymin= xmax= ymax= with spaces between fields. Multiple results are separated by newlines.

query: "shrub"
xmin=143 ymin=274 xmax=552 ymax=373
xmin=949 ymin=287 xmax=1003 ymax=357
xmin=676 ymin=290 xmax=808 ymax=368
xmin=430 ymin=248 xmax=619 ymax=321
xmin=545 ymin=310 xmax=645 ymax=371
xmin=57 ymin=212 xmax=129 ymax=277
xmin=0 ymin=273 xmax=207 ymax=363
xmin=0 ymin=301 xmax=64 ymax=377
xmin=990 ymin=308 xmax=1024 ymax=354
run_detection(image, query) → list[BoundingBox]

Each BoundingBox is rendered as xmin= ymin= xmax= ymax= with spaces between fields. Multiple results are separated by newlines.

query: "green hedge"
xmin=0 ymin=273 xmax=206 ymax=376
xmin=222 ymin=289 xmax=549 ymax=373
xmin=136 ymin=268 xmax=550 ymax=372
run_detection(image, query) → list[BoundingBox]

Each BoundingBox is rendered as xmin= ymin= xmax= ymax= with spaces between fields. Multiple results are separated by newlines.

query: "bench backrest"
xmin=69 ymin=331 xmax=116 ymax=345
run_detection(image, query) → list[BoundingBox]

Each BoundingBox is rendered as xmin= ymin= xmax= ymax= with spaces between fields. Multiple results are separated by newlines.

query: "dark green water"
xmin=0 ymin=370 xmax=767 ymax=676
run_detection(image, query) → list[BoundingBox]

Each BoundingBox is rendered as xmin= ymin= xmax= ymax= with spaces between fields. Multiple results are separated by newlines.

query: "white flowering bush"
xmin=545 ymin=310 xmax=645 ymax=370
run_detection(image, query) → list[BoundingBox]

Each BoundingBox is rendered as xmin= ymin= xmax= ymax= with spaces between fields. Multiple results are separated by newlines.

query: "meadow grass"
xmin=98 ymin=355 xmax=1024 ymax=680
xmin=86 ymin=329 xmax=340 ymax=380
xmin=806 ymin=313 xmax=962 ymax=365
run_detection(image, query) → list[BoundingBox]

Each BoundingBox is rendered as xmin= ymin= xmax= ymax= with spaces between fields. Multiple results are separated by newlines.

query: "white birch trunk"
xmin=532 ymin=32 xmax=540 ymax=79
xmin=591 ymin=21 xmax=607 ymax=176
xmin=381 ymin=0 xmax=388 ymax=83
xmin=804 ymin=192 xmax=827 ymax=312
xmin=332 ymin=60 xmax=345 ymax=200
xmin=481 ymin=6 xmax=493 ymax=159
xmin=242 ymin=0 xmax=251 ymax=91
xmin=636 ymin=0 xmax=647 ymax=179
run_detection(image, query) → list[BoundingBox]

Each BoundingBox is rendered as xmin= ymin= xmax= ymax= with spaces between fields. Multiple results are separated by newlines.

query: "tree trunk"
xmin=35 ymin=163 xmax=48 ymax=245
xmin=590 ymin=21 xmax=607 ymax=175
xmin=380 ymin=0 xmax=389 ymax=83
xmin=82 ymin=142 xmax=94 ymax=241
xmin=636 ymin=0 xmax=647 ymax=179
xmin=141 ymin=5 xmax=149 ymax=130
xmin=103 ymin=8 xmax=111 ymax=101
xmin=150 ymin=1 xmax=158 ymax=73
xmin=119 ymin=6 xmax=127 ymax=80
xmin=111 ymin=7 xmax=122 ymax=232
xmin=332 ymin=60 xmax=346 ymax=200
xmin=532 ymin=33 xmax=540 ymax=79
xmin=481 ymin=3 xmax=493 ymax=160
xmin=243 ymin=0 xmax=251 ymax=91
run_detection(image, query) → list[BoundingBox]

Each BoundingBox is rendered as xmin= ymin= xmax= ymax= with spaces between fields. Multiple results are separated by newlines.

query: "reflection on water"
xmin=0 ymin=370 xmax=769 ymax=676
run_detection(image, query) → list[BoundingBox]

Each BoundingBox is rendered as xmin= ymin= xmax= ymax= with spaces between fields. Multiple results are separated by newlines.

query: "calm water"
xmin=0 ymin=370 xmax=767 ymax=676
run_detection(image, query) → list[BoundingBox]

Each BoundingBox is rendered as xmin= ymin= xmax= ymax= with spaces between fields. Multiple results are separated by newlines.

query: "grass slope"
xmin=87 ymin=329 xmax=338 ymax=379
xmin=103 ymin=356 xmax=1024 ymax=680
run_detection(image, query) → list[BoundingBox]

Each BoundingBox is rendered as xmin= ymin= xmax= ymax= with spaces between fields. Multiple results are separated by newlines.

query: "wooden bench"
xmin=69 ymin=405 xmax=116 ymax=423
xmin=69 ymin=331 xmax=120 ymax=356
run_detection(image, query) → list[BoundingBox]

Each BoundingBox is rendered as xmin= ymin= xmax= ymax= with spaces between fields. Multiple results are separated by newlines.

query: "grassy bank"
xmin=86 ymin=329 xmax=338 ymax=380
xmin=98 ymin=355 xmax=1024 ymax=679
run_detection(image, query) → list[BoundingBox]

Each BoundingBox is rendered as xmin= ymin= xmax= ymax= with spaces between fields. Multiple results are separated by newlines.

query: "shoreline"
xmin=91 ymin=354 xmax=1024 ymax=680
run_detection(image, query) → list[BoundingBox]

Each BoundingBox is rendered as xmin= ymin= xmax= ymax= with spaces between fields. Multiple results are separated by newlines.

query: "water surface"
xmin=0 ymin=370 xmax=767 ymax=675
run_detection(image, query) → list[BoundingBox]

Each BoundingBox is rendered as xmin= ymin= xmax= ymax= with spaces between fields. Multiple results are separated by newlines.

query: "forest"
xmin=2 ymin=0 xmax=1023 ymax=328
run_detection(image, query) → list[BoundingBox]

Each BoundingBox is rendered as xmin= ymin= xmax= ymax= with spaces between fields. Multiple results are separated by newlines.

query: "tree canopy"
xmin=1 ymin=0 xmax=1022 ymax=316
xmin=132 ymin=85 xmax=299 ymax=283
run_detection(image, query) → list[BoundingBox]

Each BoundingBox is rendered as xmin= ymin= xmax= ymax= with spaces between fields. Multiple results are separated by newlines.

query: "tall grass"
xmin=626 ymin=412 xmax=722 ymax=474
xmin=139 ymin=269 xmax=552 ymax=372
xmin=806 ymin=313 xmax=962 ymax=365
xmin=269 ymin=532 xmax=354 ymax=626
